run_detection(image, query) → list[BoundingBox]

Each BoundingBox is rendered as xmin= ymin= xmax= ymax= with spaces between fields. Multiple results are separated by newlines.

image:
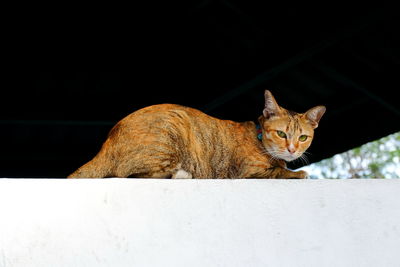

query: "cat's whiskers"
xmin=262 ymin=148 xmax=287 ymax=163
xmin=293 ymin=153 xmax=310 ymax=166
xmin=300 ymin=151 xmax=312 ymax=165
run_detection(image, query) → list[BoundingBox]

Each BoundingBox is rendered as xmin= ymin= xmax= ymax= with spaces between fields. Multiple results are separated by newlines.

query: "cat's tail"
xmin=67 ymin=151 xmax=114 ymax=178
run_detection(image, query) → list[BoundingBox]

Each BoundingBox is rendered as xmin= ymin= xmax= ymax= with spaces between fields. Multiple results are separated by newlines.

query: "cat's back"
xmin=108 ymin=104 xmax=218 ymax=141
xmin=122 ymin=103 xmax=211 ymax=125
xmin=109 ymin=103 xmax=248 ymax=147
xmin=134 ymin=103 xmax=204 ymax=116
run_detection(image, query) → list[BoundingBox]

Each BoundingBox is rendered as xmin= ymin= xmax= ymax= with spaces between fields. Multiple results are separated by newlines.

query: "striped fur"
xmin=68 ymin=91 xmax=325 ymax=179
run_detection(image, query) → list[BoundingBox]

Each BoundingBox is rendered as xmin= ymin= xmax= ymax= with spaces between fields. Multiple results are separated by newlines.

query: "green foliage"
xmin=304 ymin=132 xmax=400 ymax=179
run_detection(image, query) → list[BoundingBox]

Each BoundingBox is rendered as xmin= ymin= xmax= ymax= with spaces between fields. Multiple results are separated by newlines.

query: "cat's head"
xmin=258 ymin=90 xmax=326 ymax=162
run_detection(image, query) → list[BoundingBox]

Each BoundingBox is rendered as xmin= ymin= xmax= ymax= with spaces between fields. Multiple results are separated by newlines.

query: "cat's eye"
xmin=276 ymin=130 xmax=287 ymax=139
xmin=299 ymin=135 xmax=308 ymax=142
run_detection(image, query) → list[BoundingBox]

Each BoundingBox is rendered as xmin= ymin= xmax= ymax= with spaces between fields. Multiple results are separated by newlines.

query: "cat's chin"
xmin=280 ymin=153 xmax=302 ymax=162
xmin=265 ymin=151 xmax=301 ymax=162
xmin=283 ymin=157 xmax=298 ymax=162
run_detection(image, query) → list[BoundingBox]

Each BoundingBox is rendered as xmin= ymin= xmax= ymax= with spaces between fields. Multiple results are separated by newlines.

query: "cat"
xmin=68 ymin=90 xmax=325 ymax=179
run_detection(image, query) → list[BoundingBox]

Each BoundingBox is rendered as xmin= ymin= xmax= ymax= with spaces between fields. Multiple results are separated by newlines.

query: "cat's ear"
xmin=263 ymin=90 xmax=282 ymax=119
xmin=303 ymin=106 xmax=326 ymax=129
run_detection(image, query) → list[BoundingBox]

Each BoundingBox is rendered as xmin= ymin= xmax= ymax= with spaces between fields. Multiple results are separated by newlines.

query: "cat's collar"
xmin=256 ymin=124 xmax=263 ymax=141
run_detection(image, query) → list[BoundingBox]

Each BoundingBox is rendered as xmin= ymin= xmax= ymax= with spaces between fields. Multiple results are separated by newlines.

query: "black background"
xmin=2 ymin=2 xmax=399 ymax=177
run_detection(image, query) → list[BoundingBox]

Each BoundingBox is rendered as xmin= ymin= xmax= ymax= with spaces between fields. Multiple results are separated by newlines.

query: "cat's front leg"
xmin=262 ymin=167 xmax=308 ymax=179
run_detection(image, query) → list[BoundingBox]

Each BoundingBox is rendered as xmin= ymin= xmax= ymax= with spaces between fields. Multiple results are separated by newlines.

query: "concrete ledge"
xmin=0 ymin=179 xmax=399 ymax=267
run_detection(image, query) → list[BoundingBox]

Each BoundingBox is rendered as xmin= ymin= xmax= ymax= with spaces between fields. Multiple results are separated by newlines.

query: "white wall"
xmin=0 ymin=179 xmax=399 ymax=267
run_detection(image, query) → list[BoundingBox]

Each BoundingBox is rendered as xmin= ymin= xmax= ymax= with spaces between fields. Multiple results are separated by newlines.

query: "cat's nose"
xmin=287 ymin=144 xmax=296 ymax=154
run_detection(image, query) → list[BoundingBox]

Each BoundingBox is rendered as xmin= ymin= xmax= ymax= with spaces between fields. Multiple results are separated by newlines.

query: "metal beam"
xmin=202 ymin=6 xmax=391 ymax=112
xmin=312 ymin=60 xmax=400 ymax=117
xmin=202 ymin=40 xmax=332 ymax=112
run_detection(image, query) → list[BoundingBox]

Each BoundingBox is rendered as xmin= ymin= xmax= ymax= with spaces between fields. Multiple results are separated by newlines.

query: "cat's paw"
xmin=172 ymin=169 xmax=193 ymax=179
xmin=292 ymin=170 xmax=309 ymax=179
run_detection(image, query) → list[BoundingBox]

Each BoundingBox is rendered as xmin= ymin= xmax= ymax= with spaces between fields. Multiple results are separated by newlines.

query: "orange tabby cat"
xmin=68 ymin=90 xmax=325 ymax=179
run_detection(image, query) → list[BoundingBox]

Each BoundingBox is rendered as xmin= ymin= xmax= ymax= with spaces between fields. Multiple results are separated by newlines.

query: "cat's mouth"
xmin=281 ymin=153 xmax=301 ymax=162
xmin=267 ymin=148 xmax=302 ymax=162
